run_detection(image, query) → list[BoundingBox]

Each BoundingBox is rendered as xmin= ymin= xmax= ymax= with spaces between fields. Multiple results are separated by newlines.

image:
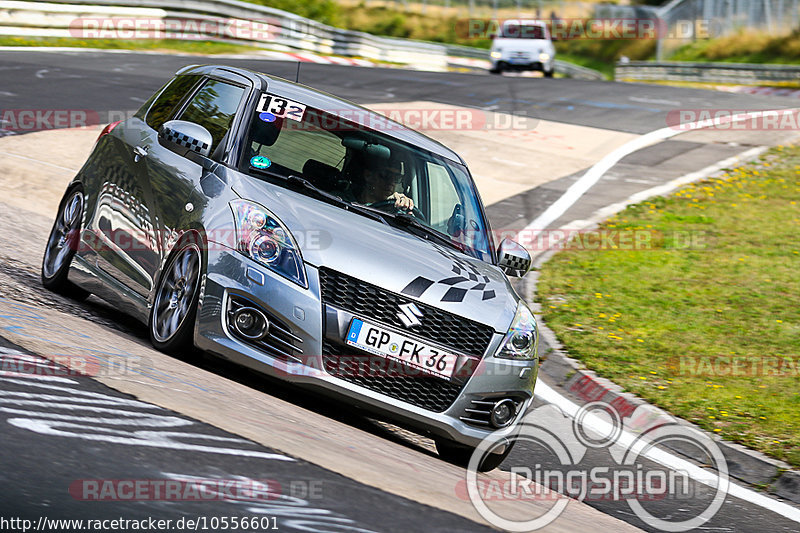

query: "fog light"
xmin=231 ymin=307 xmax=269 ymax=340
xmin=490 ymin=399 xmax=517 ymax=428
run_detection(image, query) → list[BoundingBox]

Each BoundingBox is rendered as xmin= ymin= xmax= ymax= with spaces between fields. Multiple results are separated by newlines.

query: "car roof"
xmin=177 ymin=64 xmax=465 ymax=164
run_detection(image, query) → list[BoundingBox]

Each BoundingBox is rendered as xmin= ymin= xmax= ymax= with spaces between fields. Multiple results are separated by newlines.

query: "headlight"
xmin=230 ymin=200 xmax=307 ymax=288
xmin=496 ymin=303 xmax=538 ymax=360
xmin=539 ymin=52 xmax=551 ymax=62
xmin=490 ymin=50 xmax=502 ymax=59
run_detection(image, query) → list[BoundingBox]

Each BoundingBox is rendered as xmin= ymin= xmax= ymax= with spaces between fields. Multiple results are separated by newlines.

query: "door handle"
xmin=133 ymin=145 xmax=148 ymax=162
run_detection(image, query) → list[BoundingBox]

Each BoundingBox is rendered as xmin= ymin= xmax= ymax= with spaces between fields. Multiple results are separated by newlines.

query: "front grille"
xmin=322 ymin=341 xmax=465 ymax=412
xmin=318 ymin=268 xmax=494 ymax=357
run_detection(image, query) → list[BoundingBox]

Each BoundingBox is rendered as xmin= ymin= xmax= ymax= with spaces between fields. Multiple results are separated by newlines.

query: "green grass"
xmin=0 ymin=36 xmax=254 ymax=55
xmin=670 ymin=29 xmax=800 ymax=64
xmin=537 ymin=145 xmax=800 ymax=467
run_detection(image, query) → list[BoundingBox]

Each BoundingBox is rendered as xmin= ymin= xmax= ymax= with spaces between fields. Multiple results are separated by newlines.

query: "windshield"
xmin=241 ymin=96 xmax=493 ymax=261
xmin=501 ymin=23 xmax=547 ymax=39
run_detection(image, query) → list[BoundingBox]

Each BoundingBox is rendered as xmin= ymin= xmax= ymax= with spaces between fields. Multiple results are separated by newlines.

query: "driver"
xmin=337 ymin=159 xmax=414 ymax=211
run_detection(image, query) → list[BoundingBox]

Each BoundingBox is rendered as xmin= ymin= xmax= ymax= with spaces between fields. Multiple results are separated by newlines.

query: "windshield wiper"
xmin=285 ymin=176 xmax=389 ymax=225
xmin=386 ymin=212 xmax=465 ymax=252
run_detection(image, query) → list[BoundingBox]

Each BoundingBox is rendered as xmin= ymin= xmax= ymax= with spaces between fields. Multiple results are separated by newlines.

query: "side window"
xmin=427 ymin=161 xmax=461 ymax=231
xmin=178 ymin=79 xmax=245 ymax=154
xmin=144 ymin=75 xmax=201 ymax=131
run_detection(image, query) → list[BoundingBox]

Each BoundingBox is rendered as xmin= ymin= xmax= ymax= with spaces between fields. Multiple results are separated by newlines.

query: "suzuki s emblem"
xmin=397 ymin=303 xmax=423 ymax=328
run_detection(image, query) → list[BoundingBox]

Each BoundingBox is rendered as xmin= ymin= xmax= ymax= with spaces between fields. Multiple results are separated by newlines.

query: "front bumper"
xmin=492 ymin=59 xmax=553 ymax=73
xmin=195 ymin=247 xmax=539 ymax=448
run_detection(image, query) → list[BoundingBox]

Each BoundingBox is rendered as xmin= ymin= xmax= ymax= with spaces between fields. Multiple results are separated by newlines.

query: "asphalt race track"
xmin=1 ymin=50 xmax=800 ymax=533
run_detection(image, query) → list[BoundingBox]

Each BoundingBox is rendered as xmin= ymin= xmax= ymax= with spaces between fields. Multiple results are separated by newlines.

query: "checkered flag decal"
xmin=401 ymin=244 xmax=496 ymax=303
xmin=162 ymin=126 xmax=210 ymax=153
xmin=498 ymin=241 xmax=530 ymax=275
xmin=500 ymin=254 xmax=528 ymax=272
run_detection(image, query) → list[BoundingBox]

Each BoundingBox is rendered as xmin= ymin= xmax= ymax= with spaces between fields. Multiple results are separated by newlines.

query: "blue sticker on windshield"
xmin=250 ymin=156 xmax=272 ymax=169
xmin=259 ymin=112 xmax=276 ymax=123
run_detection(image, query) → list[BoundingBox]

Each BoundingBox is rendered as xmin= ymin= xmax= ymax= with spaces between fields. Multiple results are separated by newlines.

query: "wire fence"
xmin=656 ymin=0 xmax=800 ymax=58
xmin=354 ymin=0 xmax=597 ymax=18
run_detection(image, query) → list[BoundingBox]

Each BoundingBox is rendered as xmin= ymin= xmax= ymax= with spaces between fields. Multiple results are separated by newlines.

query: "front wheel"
xmin=41 ymin=186 xmax=89 ymax=300
xmin=149 ymin=240 xmax=202 ymax=353
xmin=435 ymin=437 xmax=516 ymax=472
xmin=543 ymin=69 xmax=554 ymax=78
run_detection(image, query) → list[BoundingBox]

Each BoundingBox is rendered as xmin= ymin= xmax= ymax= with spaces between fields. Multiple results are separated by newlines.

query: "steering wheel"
xmin=369 ymin=199 xmax=427 ymax=221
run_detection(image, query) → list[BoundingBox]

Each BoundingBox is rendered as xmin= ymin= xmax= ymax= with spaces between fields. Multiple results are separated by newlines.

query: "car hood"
xmin=232 ymin=177 xmax=519 ymax=332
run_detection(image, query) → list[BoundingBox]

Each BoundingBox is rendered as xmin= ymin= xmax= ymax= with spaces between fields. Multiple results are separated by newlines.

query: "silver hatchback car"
xmin=42 ymin=65 xmax=538 ymax=470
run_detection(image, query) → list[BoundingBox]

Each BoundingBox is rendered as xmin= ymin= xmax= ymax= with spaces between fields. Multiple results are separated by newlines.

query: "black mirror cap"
xmin=497 ymin=238 xmax=531 ymax=277
xmin=159 ymin=119 xmax=213 ymax=159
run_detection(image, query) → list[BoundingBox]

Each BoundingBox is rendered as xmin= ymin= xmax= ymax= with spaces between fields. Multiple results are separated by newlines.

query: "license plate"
xmin=345 ymin=318 xmax=457 ymax=379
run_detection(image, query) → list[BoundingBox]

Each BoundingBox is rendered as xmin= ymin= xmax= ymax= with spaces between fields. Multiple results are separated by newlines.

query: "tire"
xmin=544 ymin=69 xmax=554 ymax=78
xmin=489 ymin=62 xmax=504 ymax=75
xmin=435 ymin=437 xmax=516 ymax=472
xmin=149 ymin=237 xmax=203 ymax=353
xmin=41 ymin=185 xmax=90 ymax=300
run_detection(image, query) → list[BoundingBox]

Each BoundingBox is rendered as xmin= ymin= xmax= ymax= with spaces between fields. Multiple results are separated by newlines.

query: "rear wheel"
xmin=149 ymin=239 xmax=202 ymax=353
xmin=435 ymin=437 xmax=515 ymax=472
xmin=41 ymin=186 xmax=89 ymax=300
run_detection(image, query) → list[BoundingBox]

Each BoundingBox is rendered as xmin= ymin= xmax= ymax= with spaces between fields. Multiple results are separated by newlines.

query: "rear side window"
xmin=145 ymin=75 xmax=201 ymax=130
xmin=178 ymin=79 xmax=246 ymax=153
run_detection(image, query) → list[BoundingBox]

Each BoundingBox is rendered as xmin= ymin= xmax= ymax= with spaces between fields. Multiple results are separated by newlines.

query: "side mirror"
xmin=497 ymin=238 xmax=531 ymax=277
xmin=159 ymin=120 xmax=213 ymax=159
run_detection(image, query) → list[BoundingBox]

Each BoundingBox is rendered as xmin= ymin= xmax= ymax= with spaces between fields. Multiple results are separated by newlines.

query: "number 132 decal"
xmin=256 ymin=93 xmax=306 ymax=122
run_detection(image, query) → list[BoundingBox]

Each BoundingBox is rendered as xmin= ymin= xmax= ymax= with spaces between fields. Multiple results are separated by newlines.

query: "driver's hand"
xmin=390 ymin=192 xmax=414 ymax=211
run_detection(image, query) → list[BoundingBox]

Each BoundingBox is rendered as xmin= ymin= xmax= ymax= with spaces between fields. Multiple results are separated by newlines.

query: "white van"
xmin=489 ymin=19 xmax=556 ymax=77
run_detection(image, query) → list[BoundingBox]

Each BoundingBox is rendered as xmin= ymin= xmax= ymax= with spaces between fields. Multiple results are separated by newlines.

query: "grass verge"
xmin=537 ymin=145 xmax=800 ymax=467
xmin=670 ymin=29 xmax=800 ymax=65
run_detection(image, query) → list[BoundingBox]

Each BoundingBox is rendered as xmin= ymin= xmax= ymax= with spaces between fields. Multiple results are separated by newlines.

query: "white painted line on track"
xmin=0 ymin=149 xmax=80 ymax=172
xmin=589 ymin=145 xmax=768 ymax=224
xmin=535 ymin=380 xmax=800 ymax=523
xmin=521 ymin=108 xmax=800 ymax=241
xmin=524 ymin=109 xmax=800 ymax=521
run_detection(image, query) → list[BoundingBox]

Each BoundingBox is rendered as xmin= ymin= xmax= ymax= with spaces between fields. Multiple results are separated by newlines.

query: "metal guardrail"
xmin=445 ymin=43 xmax=606 ymax=80
xmin=0 ymin=0 xmax=606 ymax=79
xmin=0 ymin=0 xmax=449 ymax=69
xmin=615 ymin=61 xmax=800 ymax=85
